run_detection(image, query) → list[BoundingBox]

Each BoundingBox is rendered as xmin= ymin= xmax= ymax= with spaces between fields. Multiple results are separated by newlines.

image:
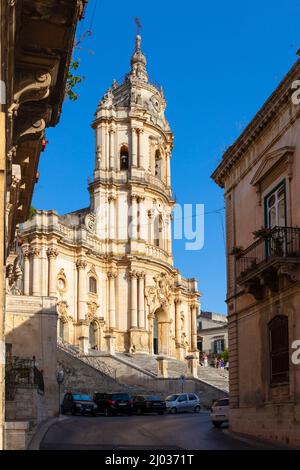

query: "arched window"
xmin=154 ymin=215 xmax=163 ymax=249
xmin=155 ymin=150 xmax=162 ymax=179
xmin=58 ymin=318 xmax=64 ymax=341
xmin=89 ymin=276 xmax=97 ymax=294
xmin=269 ymin=315 xmax=289 ymax=384
xmin=120 ymin=145 xmax=129 ymax=170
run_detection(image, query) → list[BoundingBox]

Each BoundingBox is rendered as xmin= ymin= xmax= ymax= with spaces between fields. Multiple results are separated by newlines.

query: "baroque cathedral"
xmin=11 ymin=36 xmax=200 ymax=362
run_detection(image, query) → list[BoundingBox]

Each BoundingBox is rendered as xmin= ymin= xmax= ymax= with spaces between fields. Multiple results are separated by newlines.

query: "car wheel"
xmin=137 ymin=408 xmax=143 ymax=415
xmin=170 ymin=407 xmax=177 ymax=414
xmin=158 ymin=411 xmax=164 ymax=415
xmin=127 ymin=411 xmax=132 ymax=416
xmin=92 ymin=412 xmax=97 ymax=417
xmin=212 ymin=421 xmax=222 ymax=428
xmin=194 ymin=405 xmax=200 ymax=413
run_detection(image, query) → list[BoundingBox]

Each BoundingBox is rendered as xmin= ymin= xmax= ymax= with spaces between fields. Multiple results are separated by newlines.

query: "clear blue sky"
xmin=33 ymin=0 xmax=300 ymax=315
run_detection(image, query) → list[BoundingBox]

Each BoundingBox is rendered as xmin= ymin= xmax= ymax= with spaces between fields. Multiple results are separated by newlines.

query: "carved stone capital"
xmin=107 ymin=271 xmax=118 ymax=279
xmin=76 ymin=259 xmax=87 ymax=270
xmin=30 ymin=247 xmax=40 ymax=257
xmin=137 ymin=271 xmax=146 ymax=279
xmin=47 ymin=247 xmax=58 ymax=259
xmin=129 ymin=270 xmax=138 ymax=279
xmin=22 ymin=247 xmax=31 ymax=259
xmin=174 ymin=298 xmax=182 ymax=306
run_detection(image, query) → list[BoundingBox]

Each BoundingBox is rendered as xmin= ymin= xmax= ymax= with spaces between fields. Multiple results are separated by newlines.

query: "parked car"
xmin=165 ymin=393 xmax=200 ymax=414
xmin=132 ymin=395 xmax=166 ymax=415
xmin=61 ymin=392 xmax=97 ymax=416
xmin=93 ymin=392 xmax=133 ymax=416
xmin=210 ymin=397 xmax=229 ymax=427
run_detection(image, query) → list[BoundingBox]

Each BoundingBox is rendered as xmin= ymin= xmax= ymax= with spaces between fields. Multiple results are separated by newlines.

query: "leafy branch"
xmin=66 ymin=60 xmax=85 ymax=101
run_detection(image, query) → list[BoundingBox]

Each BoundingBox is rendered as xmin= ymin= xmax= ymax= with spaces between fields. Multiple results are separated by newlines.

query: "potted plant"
xmin=252 ymin=227 xmax=272 ymax=239
xmin=229 ymin=246 xmax=244 ymax=256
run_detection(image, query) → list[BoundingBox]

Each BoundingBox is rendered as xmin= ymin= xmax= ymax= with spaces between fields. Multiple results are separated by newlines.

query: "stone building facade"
xmin=197 ymin=311 xmax=228 ymax=356
xmin=212 ymin=53 xmax=300 ymax=446
xmin=14 ymin=36 xmax=200 ymax=369
xmin=1 ymin=0 xmax=87 ymax=449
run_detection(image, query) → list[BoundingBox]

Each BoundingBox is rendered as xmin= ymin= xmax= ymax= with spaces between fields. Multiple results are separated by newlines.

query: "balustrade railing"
xmin=236 ymin=226 xmax=300 ymax=279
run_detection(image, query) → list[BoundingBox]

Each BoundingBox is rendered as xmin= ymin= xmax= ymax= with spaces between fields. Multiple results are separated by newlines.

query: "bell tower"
xmin=90 ymin=35 xmax=175 ymax=262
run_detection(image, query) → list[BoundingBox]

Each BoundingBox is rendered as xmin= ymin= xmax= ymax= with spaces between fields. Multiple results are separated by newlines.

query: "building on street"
xmin=1 ymin=0 xmax=87 ymax=450
xmin=197 ymin=311 xmax=228 ymax=357
xmin=212 ymin=52 xmax=300 ymax=447
xmin=6 ymin=33 xmax=201 ymax=438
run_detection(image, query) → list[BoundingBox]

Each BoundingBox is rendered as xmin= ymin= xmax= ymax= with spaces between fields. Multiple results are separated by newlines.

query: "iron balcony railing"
xmin=236 ymin=226 xmax=300 ymax=280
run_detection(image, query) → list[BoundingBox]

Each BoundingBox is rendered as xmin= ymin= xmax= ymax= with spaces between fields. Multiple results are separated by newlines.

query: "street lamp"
xmin=56 ymin=369 xmax=65 ymax=416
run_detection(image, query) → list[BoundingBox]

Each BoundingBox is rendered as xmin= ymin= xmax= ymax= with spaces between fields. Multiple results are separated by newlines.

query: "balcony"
xmin=236 ymin=226 xmax=300 ymax=299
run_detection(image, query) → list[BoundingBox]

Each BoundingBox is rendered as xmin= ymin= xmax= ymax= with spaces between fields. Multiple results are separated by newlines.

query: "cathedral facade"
xmin=15 ymin=36 xmax=200 ymax=361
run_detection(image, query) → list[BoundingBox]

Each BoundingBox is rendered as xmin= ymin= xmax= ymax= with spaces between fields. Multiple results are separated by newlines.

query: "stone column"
xmin=130 ymin=195 xmax=138 ymax=240
xmin=47 ymin=247 xmax=58 ymax=297
xmin=76 ymin=259 xmax=87 ymax=321
xmin=131 ymin=127 xmax=137 ymax=167
xmin=105 ymin=124 xmax=109 ymax=168
xmin=137 ymin=272 xmax=145 ymax=328
xmin=138 ymin=129 xmax=146 ymax=169
xmin=22 ymin=247 xmax=30 ymax=296
xmin=139 ymin=197 xmax=147 ymax=241
xmin=100 ymin=125 xmax=106 ymax=170
xmin=31 ymin=247 xmax=41 ymax=296
xmin=130 ymin=271 xmax=138 ymax=328
xmin=166 ymin=213 xmax=172 ymax=255
xmin=174 ymin=298 xmax=182 ymax=345
xmin=157 ymin=356 xmax=168 ymax=378
xmin=191 ymin=303 xmax=198 ymax=352
xmin=166 ymin=150 xmax=171 ymax=187
xmin=109 ymin=129 xmax=115 ymax=170
xmin=108 ymin=195 xmax=116 ymax=240
xmin=108 ymin=271 xmax=117 ymax=329
xmin=148 ymin=209 xmax=154 ymax=245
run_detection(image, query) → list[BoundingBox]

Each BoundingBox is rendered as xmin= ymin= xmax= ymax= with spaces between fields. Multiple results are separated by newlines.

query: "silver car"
xmin=165 ymin=393 xmax=200 ymax=414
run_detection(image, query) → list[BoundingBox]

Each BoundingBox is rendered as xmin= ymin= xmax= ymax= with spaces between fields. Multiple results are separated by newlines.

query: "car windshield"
xmin=72 ymin=394 xmax=92 ymax=401
xmin=166 ymin=394 xmax=179 ymax=401
xmin=145 ymin=396 xmax=162 ymax=401
xmin=111 ymin=394 xmax=130 ymax=400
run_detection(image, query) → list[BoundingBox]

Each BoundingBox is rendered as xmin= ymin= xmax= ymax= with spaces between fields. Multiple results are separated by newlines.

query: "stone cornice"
xmin=212 ymin=58 xmax=300 ymax=188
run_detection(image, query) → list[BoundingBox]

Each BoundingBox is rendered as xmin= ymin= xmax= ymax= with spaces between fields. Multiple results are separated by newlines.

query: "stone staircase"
xmin=116 ymin=353 xmax=229 ymax=392
xmin=197 ymin=365 xmax=229 ymax=392
xmin=57 ymin=342 xmax=229 ymax=405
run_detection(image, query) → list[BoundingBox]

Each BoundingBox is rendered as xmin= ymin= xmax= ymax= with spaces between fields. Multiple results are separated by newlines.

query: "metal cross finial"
xmin=134 ymin=17 xmax=142 ymax=35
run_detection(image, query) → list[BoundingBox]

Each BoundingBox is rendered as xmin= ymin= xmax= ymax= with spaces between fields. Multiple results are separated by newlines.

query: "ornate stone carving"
xmin=86 ymin=301 xmax=99 ymax=322
xmin=30 ymin=247 xmax=40 ymax=257
xmin=76 ymin=259 xmax=87 ymax=270
xmin=57 ymin=301 xmax=69 ymax=323
xmin=47 ymin=247 xmax=58 ymax=259
xmin=57 ymin=268 xmax=67 ymax=292
xmin=85 ymin=213 xmax=96 ymax=233
xmin=107 ymin=271 xmax=118 ymax=279
xmin=9 ymin=70 xmax=52 ymax=117
xmin=6 ymin=257 xmax=23 ymax=295
xmin=128 ymin=270 xmax=138 ymax=279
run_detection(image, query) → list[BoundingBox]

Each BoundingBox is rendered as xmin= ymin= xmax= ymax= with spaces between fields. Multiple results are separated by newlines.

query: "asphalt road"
xmin=40 ymin=411 xmax=271 ymax=450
